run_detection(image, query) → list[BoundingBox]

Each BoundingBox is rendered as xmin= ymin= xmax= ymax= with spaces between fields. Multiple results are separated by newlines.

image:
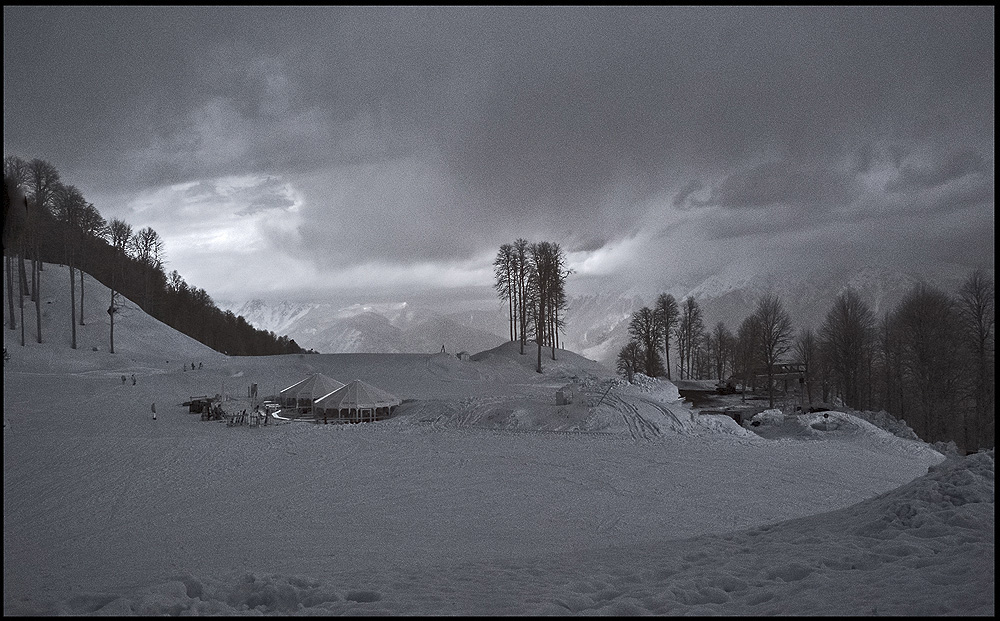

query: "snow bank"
xmin=746 ymin=410 xmax=943 ymax=461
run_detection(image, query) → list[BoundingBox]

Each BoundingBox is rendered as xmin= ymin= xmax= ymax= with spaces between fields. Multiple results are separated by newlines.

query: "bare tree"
xmin=628 ymin=307 xmax=665 ymax=377
xmin=654 ymin=293 xmax=679 ymax=380
xmin=26 ymin=159 xmax=60 ymax=343
xmin=129 ymin=226 xmax=165 ymax=311
xmin=54 ymin=184 xmax=88 ymax=349
xmin=893 ymin=283 xmax=961 ymax=443
xmin=617 ymin=341 xmax=643 ymax=383
xmin=735 ymin=314 xmax=761 ymax=400
xmin=513 ymin=239 xmax=530 ymax=354
xmin=3 ymin=175 xmax=29 ymax=333
xmin=4 ymin=155 xmax=28 ymax=188
xmin=957 ymin=268 xmax=995 ymax=449
xmin=493 ymin=244 xmax=516 ymax=341
xmin=676 ymin=297 xmax=704 ymax=380
xmin=5 ymin=156 xmax=30 ymax=297
xmin=710 ymin=321 xmax=733 ymax=381
xmin=107 ymin=218 xmax=133 ymax=354
xmin=819 ymin=288 xmax=875 ymax=409
xmin=75 ymin=203 xmax=108 ymax=325
xmin=752 ymin=293 xmax=794 ymax=408
xmin=526 ymin=241 xmax=568 ymax=373
xmin=794 ymin=327 xmax=818 ymax=406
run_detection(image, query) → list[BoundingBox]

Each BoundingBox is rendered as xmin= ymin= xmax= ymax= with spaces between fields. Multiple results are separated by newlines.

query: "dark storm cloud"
xmin=4 ymin=6 xmax=993 ymax=299
xmin=711 ymin=160 xmax=854 ymax=211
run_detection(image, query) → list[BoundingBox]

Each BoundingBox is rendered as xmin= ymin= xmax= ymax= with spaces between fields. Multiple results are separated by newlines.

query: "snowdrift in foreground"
xmin=53 ymin=451 xmax=995 ymax=616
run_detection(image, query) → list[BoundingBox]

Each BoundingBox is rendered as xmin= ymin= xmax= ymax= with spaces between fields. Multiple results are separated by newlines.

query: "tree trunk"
xmin=664 ymin=339 xmax=671 ymax=380
xmin=18 ymin=254 xmax=29 ymax=296
xmin=518 ymin=276 xmax=527 ymax=355
xmin=70 ymin=260 xmax=77 ymax=349
xmin=536 ymin=298 xmax=544 ymax=373
xmin=79 ymin=245 xmax=86 ymax=325
xmin=34 ymin=256 xmax=42 ymax=343
xmin=508 ymin=284 xmax=514 ymax=341
xmin=79 ymin=268 xmax=85 ymax=325
xmin=6 ymin=255 xmax=15 ymax=330
xmin=109 ymin=264 xmax=117 ymax=354
xmin=19 ymin=251 xmax=25 ymax=346
xmin=109 ymin=290 xmax=115 ymax=354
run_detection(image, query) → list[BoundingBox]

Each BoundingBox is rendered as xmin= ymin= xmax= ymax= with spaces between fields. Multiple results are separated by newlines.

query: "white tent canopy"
xmin=314 ymin=379 xmax=401 ymax=423
xmin=279 ymin=373 xmax=346 ymax=410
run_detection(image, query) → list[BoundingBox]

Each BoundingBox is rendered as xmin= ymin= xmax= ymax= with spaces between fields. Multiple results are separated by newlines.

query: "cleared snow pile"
xmin=751 ymin=409 xmax=786 ymax=427
xmin=841 ymin=408 xmax=922 ymax=441
xmin=747 ymin=410 xmax=943 ymax=459
xmin=627 ymin=373 xmax=681 ymax=403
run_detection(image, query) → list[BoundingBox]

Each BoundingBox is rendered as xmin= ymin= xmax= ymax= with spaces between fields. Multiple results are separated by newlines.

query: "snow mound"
xmin=470 ymin=340 xmax=612 ymax=381
xmin=396 ymin=374 xmax=746 ymax=440
xmin=847 ymin=409 xmax=922 ymax=441
xmin=748 ymin=410 xmax=942 ymax=459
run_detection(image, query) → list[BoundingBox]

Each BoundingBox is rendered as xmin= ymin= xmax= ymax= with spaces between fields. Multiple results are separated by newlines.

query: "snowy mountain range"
xmin=223 ymin=298 xmax=508 ymax=356
xmin=222 ymin=263 xmax=986 ymax=368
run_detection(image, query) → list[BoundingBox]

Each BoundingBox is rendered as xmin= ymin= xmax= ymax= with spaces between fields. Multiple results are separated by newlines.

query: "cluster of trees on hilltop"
xmin=3 ymin=155 xmax=307 ymax=357
xmin=493 ymin=239 xmax=571 ymax=373
xmin=617 ymin=273 xmax=995 ymax=452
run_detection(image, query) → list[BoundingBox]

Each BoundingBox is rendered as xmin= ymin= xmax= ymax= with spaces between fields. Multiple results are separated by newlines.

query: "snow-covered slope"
xmin=4 ymin=263 xmax=991 ymax=616
xmin=2 ymin=262 xmax=224 ymax=374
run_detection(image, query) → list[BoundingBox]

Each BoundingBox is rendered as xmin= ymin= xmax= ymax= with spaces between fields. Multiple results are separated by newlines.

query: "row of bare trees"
xmin=619 ymin=293 xmax=793 ymax=408
xmin=3 ymin=154 xmax=305 ymax=357
xmin=494 ymin=240 xmax=571 ymax=372
xmin=614 ymin=273 xmax=994 ymax=451
xmin=618 ymin=293 xmax=713 ymax=384
xmin=797 ymin=273 xmax=995 ymax=450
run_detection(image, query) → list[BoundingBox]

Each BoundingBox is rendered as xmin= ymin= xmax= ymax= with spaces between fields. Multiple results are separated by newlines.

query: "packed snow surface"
xmin=3 ymin=264 xmax=994 ymax=615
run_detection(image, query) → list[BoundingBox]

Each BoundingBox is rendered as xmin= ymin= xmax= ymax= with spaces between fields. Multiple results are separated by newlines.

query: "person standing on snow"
xmin=151 ymin=402 xmax=157 ymax=420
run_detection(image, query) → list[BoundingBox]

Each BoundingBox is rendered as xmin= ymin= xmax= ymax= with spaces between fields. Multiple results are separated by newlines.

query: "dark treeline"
xmin=618 ymin=276 xmax=995 ymax=452
xmin=493 ymin=239 xmax=571 ymax=373
xmin=3 ymin=155 xmax=306 ymax=357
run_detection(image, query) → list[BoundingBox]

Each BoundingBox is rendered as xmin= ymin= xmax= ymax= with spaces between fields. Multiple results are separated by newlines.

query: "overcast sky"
xmin=3 ymin=6 xmax=994 ymax=304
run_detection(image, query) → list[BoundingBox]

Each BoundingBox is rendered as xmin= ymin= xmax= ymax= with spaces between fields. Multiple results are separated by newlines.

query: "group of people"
xmin=183 ymin=361 xmax=203 ymax=371
xmin=120 ymin=374 xmax=136 ymax=385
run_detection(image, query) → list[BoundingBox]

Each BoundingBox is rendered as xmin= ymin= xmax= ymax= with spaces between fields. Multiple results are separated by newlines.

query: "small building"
xmin=313 ymin=379 xmax=402 ymax=424
xmin=456 ymin=351 xmax=471 ymax=361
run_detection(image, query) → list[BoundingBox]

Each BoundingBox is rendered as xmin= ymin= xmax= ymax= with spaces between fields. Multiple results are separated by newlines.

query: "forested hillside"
xmin=3 ymin=155 xmax=306 ymax=356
